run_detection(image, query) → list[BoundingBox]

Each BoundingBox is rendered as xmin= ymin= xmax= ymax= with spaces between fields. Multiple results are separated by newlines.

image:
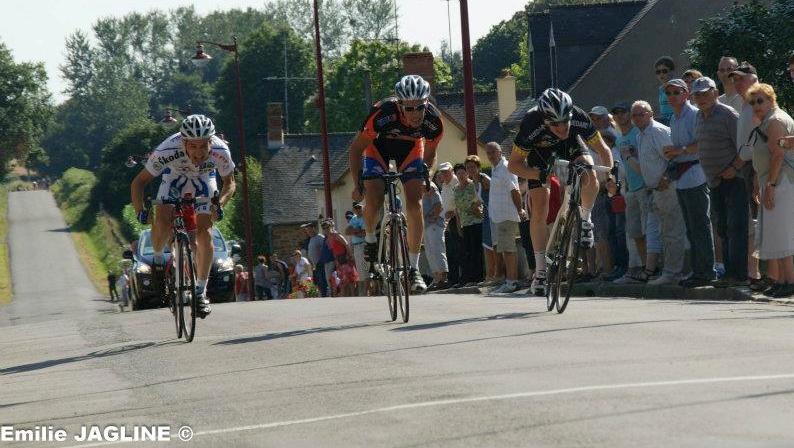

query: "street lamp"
xmin=191 ymin=38 xmax=256 ymax=295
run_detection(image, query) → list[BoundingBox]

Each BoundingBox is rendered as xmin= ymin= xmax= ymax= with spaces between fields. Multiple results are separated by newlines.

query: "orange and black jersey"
xmin=512 ymin=105 xmax=600 ymax=166
xmin=360 ymin=97 xmax=444 ymax=167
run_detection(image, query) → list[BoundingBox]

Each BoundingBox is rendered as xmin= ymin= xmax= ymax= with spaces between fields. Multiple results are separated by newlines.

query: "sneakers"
xmin=196 ymin=291 xmax=211 ymax=319
xmin=579 ymin=220 xmax=594 ymax=249
xmin=410 ymin=268 xmax=427 ymax=294
xmin=364 ymin=242 xmax=379 ymax=263
xmin=492 ymin=280 xmax=521 ymax=294
xmin=648 ymin=274 xmax=677 ymax=286
xmin=531 ymin=271 xmax=547 ymax=297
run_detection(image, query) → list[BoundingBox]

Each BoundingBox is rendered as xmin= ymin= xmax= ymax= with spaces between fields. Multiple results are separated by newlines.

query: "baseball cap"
xmin=437 ymin=161 xmax=453 ymax=171
xmin=611 ymin=102 xmax=631 ymax=113
xmin=589 ymin=105 xmax=609 ymax=116
xmin=729 ymin=62 xmax=757 ymax=78
xmin=691 ymin=76 xmax=717 ymax=93
xmin=664 ymin=78 xmax=689 ymax=92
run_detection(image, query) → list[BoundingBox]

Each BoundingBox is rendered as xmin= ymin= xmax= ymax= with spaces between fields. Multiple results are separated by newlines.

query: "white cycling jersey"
xmin=145 ymin=133 xmax=235 ymax=214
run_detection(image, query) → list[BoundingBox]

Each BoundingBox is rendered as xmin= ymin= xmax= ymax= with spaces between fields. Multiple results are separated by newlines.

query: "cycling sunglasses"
xmin=399 ymin=103 xmax=427 ymax=112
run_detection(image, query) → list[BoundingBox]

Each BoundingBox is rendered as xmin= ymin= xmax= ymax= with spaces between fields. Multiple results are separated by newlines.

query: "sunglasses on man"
xmin=665 ymin=90 xmax=685 ymax=96
xmin=544 ymin=118 xmax=571 ymax=127
xmin=655 ymin=68 xmax=670 ymax=75
xmin=399 ymin=103 xmax=427 ymax=112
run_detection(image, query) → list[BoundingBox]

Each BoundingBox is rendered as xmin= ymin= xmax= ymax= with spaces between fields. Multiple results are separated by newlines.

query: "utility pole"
xmin=459 ymin=0 xmax=477 ymax=156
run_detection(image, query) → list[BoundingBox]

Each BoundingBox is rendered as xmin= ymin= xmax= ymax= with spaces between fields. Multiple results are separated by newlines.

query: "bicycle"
xmin=145 ymin=192 xmax=219 ymax=342
xmin=365 ymin=160 xmax=429 ymax=323
xmin=545 ymin=136 xmax=614 ymax=314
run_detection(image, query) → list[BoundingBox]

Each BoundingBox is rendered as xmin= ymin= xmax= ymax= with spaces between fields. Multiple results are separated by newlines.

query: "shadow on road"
xmin=46 ymin=227 xmax=72 ymax=233
xmin=391 ymin=312 xmax=545 ymax=332
xmin=214 ymin=321 xmax=391 ymax=345
xmin=1 ymin=342 xmax=158 ymax=375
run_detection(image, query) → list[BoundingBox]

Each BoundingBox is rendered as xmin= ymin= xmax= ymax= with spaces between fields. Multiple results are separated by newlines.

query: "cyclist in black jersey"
xmin=508 ymin=88 xmax=614 ymax=296
xmin=348 ymin=75 xmax=444 ymax=293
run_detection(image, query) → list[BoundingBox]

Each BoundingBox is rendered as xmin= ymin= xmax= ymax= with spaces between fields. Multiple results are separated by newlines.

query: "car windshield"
xmin=139 ymin=230 xmax=226 ymax=255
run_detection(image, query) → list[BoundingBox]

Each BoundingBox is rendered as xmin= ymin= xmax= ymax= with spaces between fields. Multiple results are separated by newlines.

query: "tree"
xmin=0 ymin=41 xmax=53 ymax=173
xmin=264 ymin=0 xmax=398 ymax=59
xmin=214 ymin=23 xmax=315 ymax=158
xmin=228 ymin=156 xmax=267 ymax=258
xmin=24 ymin=147 xmax=49 ymax=174
xmin=686 ymin=0 xmax=794 ymax=111
xmin=305 ymin=39 xmax=453 ymax=132
xmin=96 ymin=121 xmax=174 ymax=214
xmin=471 ymin=9 xmax=527 ymax=88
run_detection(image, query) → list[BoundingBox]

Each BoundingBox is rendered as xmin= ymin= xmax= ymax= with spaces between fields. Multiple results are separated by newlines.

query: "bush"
xmin=51 ymin=168 xmax=98 ymax=228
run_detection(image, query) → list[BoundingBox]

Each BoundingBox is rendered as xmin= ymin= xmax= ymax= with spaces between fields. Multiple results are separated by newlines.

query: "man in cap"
xmin=662 ymin=78 xmax=714 ymax=287
xmin=589 ymin=106 xmax=620 ymax=142
xmin=716 ymin=56 xmax=742 ymax=112
xmin=692 ymin=76 xmax=748 ymax=287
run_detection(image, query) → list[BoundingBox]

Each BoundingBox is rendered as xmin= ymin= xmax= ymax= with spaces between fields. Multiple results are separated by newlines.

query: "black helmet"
xmin=538 ymin=88 xmax=573 ymax=121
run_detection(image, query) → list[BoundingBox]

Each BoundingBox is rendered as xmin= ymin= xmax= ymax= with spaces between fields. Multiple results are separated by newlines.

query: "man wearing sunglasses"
xmin=508 ymin=88 xmax=614 ymax=296
xmin=348 ymin=75 xmax=444 ymax=293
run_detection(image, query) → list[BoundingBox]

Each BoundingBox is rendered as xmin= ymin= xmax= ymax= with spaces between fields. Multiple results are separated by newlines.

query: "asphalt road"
xmin=3 ymin=190 xmax=794 ymax=447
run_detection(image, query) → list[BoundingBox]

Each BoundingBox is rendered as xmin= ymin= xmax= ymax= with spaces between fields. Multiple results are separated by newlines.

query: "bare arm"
xmin=348 ymin=132 xmax=372 ymax=194
xmin=424 ymin=140 xmax=440 ymax=172
xmin=219 ymin=173 xmax=236 ymax=207
xmin=767 ymin=120 xmax=787 ymax=185
xmin=508 ymin=149 xmax=540 ymax=180
xmin=131 ymin=169 xmax=154 ymax=215
xmin=591 ymin=133 xmax=614 ymax=168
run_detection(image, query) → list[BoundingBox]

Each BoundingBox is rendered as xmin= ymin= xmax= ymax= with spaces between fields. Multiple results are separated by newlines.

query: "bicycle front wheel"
xmin=177 ymin=233 xmax=197 ymax=342
xmin=555 ymin=210 xmax=581 ymax=314
xmin=545 ymin=216 xmax=568 ymax=311
xmin=393 ymin=218 xmax=410 ymax=323
xmin=382 ymin=223 xmax=398 ymax=322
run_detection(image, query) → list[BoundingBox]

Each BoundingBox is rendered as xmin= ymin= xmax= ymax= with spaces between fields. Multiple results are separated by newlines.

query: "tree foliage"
xmin=264 ymin=0 xmax=397 ymax=60
xmin=214 ymin=23 xmax=315 ymax=157
xmin=0 ymin=41 xmax=53 ymax=173
xmin=305 ymin=39 xmax=452 ymax=132
xmin=472 ymin=9 xmax=527 ymax=89
xmin=686 ymin=0 xmax=794 ymax=110
xmin=228 ymin=156 xmax=266 ymax=259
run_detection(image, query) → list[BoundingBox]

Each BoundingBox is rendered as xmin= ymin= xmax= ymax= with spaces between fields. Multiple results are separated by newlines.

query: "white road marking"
xmin=59 ymin=372 xmax=794 ymax=447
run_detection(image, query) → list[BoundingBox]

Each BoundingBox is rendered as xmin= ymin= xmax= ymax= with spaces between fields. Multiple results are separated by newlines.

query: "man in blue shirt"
xmin=663 ymin=79 xmax=715 ymax=287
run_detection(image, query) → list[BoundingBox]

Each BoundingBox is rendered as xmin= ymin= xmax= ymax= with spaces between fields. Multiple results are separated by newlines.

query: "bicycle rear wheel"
xmin=393 ymin=218 xmax=410 ymax=323
xmin=556 ymin=211 xmax=581 ymax=314
xmin=177 ymin=234 xmax=197 ymax=342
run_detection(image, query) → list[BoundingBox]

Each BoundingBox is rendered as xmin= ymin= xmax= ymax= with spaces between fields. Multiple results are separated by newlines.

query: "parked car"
xmin=124 ymin=228 xmax=240 ymax=310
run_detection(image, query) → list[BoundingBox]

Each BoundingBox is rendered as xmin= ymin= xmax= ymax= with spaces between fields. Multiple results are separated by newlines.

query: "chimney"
xmin=267 ymin=103 xmax=284 ymax=149
xmin=402 ymin=52 xmax=435 ymax=90
xmin=496 ymin=69 xmax=517 ymax=123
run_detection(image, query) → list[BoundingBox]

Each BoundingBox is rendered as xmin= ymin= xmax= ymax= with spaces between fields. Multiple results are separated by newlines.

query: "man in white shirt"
xmin=485 ymin=143 xmax=528 ymax=293
xmin=437 ymin=162 xmax=462 ymax=286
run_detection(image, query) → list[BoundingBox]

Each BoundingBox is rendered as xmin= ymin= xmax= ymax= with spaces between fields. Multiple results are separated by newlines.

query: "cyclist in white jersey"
xmin=131 ymin=114 xmax=236 ymax=317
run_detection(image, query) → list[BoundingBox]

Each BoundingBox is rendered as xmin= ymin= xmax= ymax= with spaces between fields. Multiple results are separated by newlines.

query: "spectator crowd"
xmin=234 ymin=52 xmax=794 ymax=301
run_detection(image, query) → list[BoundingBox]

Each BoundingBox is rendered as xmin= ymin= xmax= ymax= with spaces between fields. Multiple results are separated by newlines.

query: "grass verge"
xmin=0 ymin=183 xmax=11 ymax=305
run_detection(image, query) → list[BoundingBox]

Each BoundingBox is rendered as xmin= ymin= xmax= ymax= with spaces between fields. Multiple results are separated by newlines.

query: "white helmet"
xmin=538 ymin=88 xmax=573 ymax=122
xmin=180 ymin=114 xmax=215 ymax=140
xmin=395 ymin=75 xmax=431 ymax=101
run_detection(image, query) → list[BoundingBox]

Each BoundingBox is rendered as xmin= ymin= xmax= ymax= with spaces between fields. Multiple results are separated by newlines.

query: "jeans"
xmin=710 ymin=177 xmax=749 ymax=280
xmin=608 ymin=211 xmax=628 ymax=269
xmin=461 ymin=223 xmax=484 ymax=283
xmin=677 ymin=183 xmax=715 ymax=280
xmin=254 ymin=285 xmax=268 ymax=300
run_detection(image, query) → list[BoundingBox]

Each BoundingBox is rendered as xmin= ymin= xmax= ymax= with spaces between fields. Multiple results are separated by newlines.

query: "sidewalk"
xmin=440 ymin=281 xmax=794 ymax=307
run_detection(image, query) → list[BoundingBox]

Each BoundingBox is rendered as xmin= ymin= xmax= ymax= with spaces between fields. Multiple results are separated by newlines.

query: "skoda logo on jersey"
xmin=157 ymin=149 xmax=186 ymax=167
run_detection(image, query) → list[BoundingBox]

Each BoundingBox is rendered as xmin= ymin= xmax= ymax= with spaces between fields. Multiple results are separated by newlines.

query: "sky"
xmin=0 ymin=0 xmax=528 ymax=104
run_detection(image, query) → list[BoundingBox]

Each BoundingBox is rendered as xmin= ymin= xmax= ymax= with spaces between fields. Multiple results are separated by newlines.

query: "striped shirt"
xmin=695 ymin=103 xmax=739 ymax=187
